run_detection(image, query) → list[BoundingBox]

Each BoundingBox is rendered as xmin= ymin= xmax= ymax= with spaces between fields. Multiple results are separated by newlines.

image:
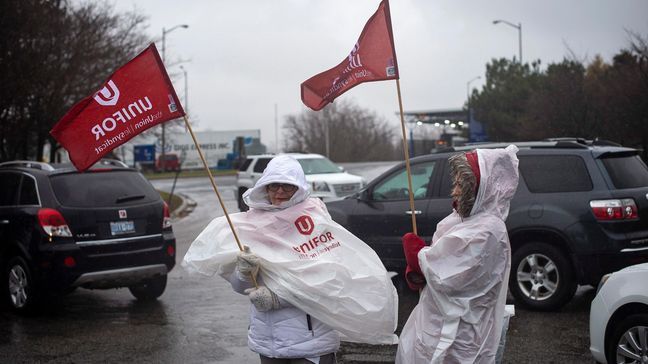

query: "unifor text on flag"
xmin=50 ymin=43 xmax=185 ymax=171
xmin=300 ymin=0 xmax=399 ymax=111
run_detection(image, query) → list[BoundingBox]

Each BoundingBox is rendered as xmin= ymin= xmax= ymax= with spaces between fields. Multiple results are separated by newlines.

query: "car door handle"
xmin=405 ymin=210 xmax=422 ymax=215
xmin=0 ymin=220 xmax=9 ymax=224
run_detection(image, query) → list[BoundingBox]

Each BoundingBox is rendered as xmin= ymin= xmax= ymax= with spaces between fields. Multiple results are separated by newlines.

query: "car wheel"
xmin=5 ymin=256 xmax=38 ymax=313
xmin=128 ymin=275 xmax=167 ymax=301
xmin=238 ymin=189 xmax=249 ymax=212
xmin=606 ymin=313 xmax=648 ymax=364
xmin=509 ymin=242 xmax=576 ymax=311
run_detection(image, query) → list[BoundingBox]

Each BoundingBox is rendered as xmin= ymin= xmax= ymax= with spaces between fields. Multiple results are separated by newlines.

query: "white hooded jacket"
xmin=396 ymin=145 xmax=519 ymax=364
xmin=231 ymin=155 xmax=340 ymax=359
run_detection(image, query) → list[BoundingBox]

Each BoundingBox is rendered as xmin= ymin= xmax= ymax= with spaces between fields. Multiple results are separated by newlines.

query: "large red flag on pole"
xmin=50 ymin=44 xmax=185 ymax=171
xmin=301 ymin=1 xmax=420 ymax=235
xmin=301 ymin=0 xmax=399 ymax=111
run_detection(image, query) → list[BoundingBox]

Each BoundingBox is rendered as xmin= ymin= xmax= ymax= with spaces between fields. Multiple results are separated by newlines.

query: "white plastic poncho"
xmin=183 ymin=155 xmax=398 ymax=345
xmin=396 ymin=145 xmax=520 ymax=364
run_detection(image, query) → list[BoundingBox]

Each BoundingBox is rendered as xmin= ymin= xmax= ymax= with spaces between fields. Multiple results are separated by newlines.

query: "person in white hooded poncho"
xmin=232 ymin=155 xmax=339 ymax=364
xmin=396 ymin=145 xmax=519 ymax=364
xmin=182 ymin=155 xmax=398 ymax=364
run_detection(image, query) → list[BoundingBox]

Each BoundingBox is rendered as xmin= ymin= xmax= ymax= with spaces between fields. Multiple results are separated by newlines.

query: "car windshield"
xmin=50 ymin=170 xmax=160 ymax=207
xmin=297 ymin=158 xmax=340 ymax=174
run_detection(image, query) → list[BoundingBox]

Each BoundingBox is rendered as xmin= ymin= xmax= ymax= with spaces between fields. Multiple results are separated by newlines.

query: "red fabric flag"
xmin=50 ymin=44 xmax=185 ymax=171
xmin=301 ymin=0 xmax=399 ymax=111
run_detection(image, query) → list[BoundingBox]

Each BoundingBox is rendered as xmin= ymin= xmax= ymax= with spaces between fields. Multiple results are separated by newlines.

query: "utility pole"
xmin=160 ymin=24 xmax=188 ymax=172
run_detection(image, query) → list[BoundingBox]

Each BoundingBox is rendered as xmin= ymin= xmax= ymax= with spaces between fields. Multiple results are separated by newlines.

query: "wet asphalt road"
xmin=0 ymin=176 xmax=258 ymax=363
xmin=0 ymin=167 xmax=598 ymax=363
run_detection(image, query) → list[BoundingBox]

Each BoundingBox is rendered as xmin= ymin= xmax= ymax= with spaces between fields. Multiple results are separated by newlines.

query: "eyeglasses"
xmin=266 ymin=183 xmax=298 ymax=192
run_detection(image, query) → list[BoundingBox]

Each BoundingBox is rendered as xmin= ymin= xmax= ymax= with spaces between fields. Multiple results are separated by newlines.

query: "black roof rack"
xmin=0 ymin=161 xmax=55 ymax=171
xmin=591 ymin=139 xmax=622 ymax=147
xmin=544 ymin=137 xmax=588 ymax=144
xmin=94 ymin=159 xmax=129 ymax=168
xmin=0 ymin=159 xmax=130 ymax=173
xmin=552 ymin=141 xmax=589 ymax=149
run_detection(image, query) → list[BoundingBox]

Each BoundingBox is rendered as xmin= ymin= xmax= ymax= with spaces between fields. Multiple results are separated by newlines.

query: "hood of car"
xmin=618 ymin=262 xmax=648 ymax=274
xmin=304 ymin=172 xmax=363 ymax=184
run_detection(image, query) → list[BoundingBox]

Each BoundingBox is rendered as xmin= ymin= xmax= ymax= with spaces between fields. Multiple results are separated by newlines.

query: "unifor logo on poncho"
xmin=292 ymin=215 xmax=341 ymax=259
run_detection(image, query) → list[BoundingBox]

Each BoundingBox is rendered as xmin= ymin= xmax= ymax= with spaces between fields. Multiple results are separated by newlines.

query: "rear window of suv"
xmin=50 ymin=171 xmax=160 ymax=207
xmin=601 ymin=155 xmax=648 ymax=189
xmin=519 ymin=155 xmax=593 ymax=193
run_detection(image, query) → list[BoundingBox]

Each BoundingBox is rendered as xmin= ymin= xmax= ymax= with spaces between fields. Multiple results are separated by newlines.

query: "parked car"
xmin=589 ymin=263 xmax=648 ymax=364
xmin=236 ymin=153 xmax=364 ymax=211
xmin=156 ymin=153 xmax=180 ymax=172
xmin=0 ymin=159 xmax=176 ymax=313
xmin=326 ymin=139 xmax=648 ymax=311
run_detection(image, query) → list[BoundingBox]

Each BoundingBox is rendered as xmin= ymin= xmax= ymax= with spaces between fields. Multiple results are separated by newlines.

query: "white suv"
xmin=589 ymin=263 xmax=648 ymax=363
xmin=236 ymin=153 xmax=364 ymax=211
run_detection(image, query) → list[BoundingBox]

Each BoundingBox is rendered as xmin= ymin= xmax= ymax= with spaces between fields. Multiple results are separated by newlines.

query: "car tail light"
xmin=37 ymin=208 xmax=73 ymax=237
xmin=166 ymin=245 xmax=175 ymax=257
xmin=163 ymin=202 xmax=172 ymax=229
xmin=63 ymin=256 xmax=76 ymax=268
xmin=590 ymin=199 xmax=638 ymax=221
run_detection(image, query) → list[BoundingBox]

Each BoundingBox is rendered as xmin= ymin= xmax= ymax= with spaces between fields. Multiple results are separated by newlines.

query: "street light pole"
xmin=493 ymin=19 xmax=522 ymax=63
xmin=466 ymin=76 xmax=481 ymax=142
xmin=467 ymin=76 xmax=481 ymax=102
xmin=274 ymin=103 xmax=279 ymax=154
xmin=179 ymin=65 xmax=188 ymax=115
xmin=160 ymin=24 xmax=188 ymax=172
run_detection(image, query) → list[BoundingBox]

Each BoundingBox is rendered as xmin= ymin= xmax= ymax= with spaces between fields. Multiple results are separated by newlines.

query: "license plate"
xmin=110 ymin=220 xmax=135 ymax=236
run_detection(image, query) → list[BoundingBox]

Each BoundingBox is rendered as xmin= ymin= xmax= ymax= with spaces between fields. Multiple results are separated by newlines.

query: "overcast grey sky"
xmin=112 ymin=0 xmax=648 ymax=151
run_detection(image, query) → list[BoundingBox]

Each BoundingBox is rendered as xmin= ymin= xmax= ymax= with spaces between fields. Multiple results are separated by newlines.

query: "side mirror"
xmin=338 ymin=165 xmax=345 ymax=172
xmin=357 ymin=189 xmax=370 ymax=201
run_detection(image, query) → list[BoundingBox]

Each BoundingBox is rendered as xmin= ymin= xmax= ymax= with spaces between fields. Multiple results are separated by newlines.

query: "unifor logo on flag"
xmin=50 ymin=43 xmax=185 ymax=171
xmin=93 ymin=80 xmax=120 ymax=106
xmin=301 ymin=0 xmax=399 ymax=111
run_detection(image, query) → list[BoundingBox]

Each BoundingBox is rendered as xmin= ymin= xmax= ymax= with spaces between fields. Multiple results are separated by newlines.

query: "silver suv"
xmin=236 ymin=153 xmax=364 ymax=211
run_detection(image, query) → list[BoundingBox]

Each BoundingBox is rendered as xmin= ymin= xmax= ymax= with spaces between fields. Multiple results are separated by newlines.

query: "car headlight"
xmin=312 ymin=181 xmax=330 ymax=192
xmin=596 ymin=273 xmax=611 ymax=295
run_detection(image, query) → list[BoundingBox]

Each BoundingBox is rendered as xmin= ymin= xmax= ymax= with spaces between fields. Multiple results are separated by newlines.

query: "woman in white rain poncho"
xmin=396 ymin=145 xmax=519 ymax=364
xmin=234 ymin=155 xmax=339 ymax=363
xmin=182 ymin=155 xmax=398 ymax=364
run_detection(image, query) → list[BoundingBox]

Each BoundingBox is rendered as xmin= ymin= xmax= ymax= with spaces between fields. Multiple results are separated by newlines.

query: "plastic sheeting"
xmin=182 ymin=198 xmax=398 ymax=345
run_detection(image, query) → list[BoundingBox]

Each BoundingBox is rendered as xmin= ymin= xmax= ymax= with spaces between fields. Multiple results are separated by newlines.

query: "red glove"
xmin=402 ymin=232 xmax=425 ymax=275
xmin=405 ymin=265 xmax=426 ymax=291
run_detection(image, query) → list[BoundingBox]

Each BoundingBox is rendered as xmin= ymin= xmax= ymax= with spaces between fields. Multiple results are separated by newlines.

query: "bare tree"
xmin=283 ymin=100 xmax=399 ymax=162
xmin=0 ymin=0 xmax=148 ymax=162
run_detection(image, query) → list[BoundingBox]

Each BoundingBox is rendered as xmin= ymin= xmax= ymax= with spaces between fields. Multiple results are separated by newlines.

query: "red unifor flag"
xmin=301 ymin=0 xmax=399 ymax=111
xmin=50 ymin=43 xmax=185 ymax=171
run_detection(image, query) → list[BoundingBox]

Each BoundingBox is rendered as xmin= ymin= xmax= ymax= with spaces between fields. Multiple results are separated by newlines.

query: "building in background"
xmin=125 ymin=129 xmax=266 ymax=170
xmin=46 ymin=129 xmax=267 ymax=171
xmin=402 ymin=109 xmax=471 ymax=156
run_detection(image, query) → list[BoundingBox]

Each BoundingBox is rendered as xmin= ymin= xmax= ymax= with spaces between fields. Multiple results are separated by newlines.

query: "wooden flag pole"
xmin=395 ymin=79 xmax=418 ymax=235
xmin=181 ymin=115 xmax=258 ymax=287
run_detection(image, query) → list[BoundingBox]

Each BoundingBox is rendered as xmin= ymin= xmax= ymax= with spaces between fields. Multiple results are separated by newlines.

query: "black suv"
xmin=326 ymin=140 xmax=648 ymax=311
xmin=0 ymin=159 xmax=176 ymax=313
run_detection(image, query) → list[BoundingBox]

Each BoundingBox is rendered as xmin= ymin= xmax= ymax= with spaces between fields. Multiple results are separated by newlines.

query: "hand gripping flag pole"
xmin=300 ymin=0 xmax=417 ymax=234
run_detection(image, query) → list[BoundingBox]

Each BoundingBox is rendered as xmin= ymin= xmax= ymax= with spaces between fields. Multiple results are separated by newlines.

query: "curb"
xmin=171 ymin=192 xmax=196 ymax=218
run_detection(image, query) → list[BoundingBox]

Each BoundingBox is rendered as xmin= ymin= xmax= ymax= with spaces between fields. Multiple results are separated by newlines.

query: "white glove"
xmin=244 ymin=286 xmax=280 ymax=312
xmin=236 ymin=245 xmax=260 ymax=281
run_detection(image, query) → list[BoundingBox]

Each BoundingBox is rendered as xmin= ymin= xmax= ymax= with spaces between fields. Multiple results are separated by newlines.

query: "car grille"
xmin=333 ymin=183 xmax=362 ymax=197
